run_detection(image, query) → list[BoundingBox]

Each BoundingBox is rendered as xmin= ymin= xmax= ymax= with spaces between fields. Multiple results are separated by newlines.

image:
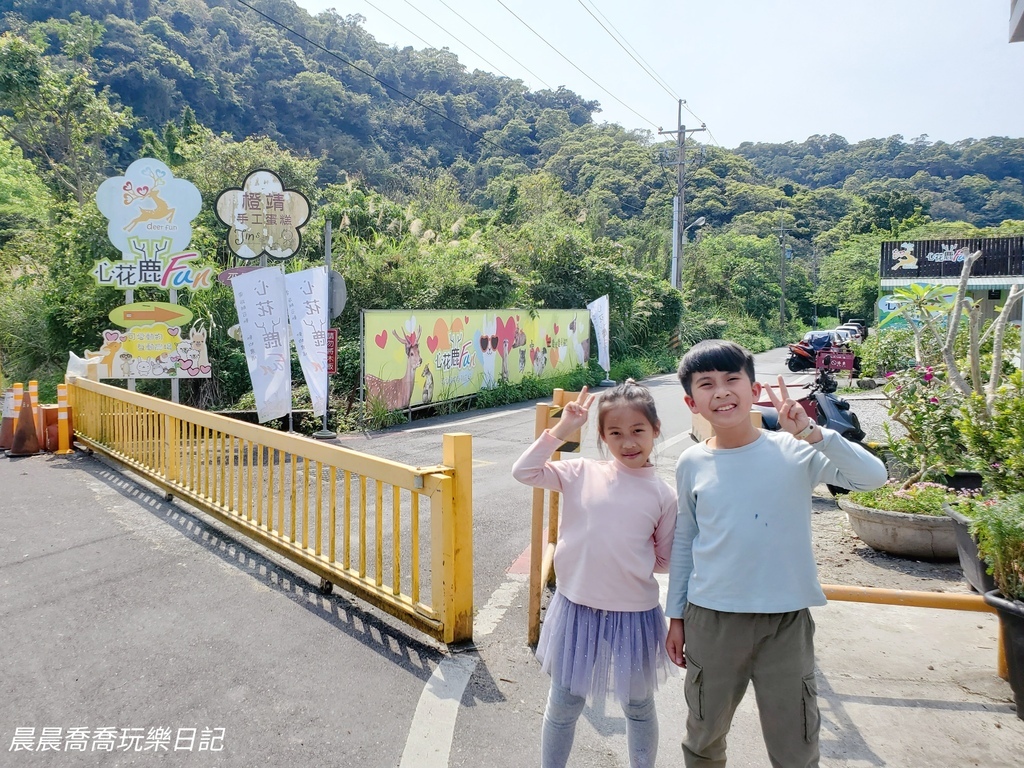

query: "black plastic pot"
xmin=983 ymin=590 xmax=1024 ymax=720
xmin=944 ymin=504 xmax=997 ymax=594
xmin=943 ymin=470 xmax=984 ymax=492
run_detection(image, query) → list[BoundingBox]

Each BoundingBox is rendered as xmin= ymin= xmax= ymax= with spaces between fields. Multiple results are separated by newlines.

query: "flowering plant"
xmin=883 ymin=366 xmax=966 ymax=487
xmin=846 ymin=480 xmax=974 ymax=517
xmin=959 ymin=371 xmax=1024 ymax=496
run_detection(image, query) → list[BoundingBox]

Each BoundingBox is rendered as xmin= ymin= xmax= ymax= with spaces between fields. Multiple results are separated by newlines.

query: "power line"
xmin=493 ymin=0 xmax=662 ymax=131
xmin=575 ymin=0 xmax=679 ymax=102
xmin=231 ymin=0 xmax=518 ymax=161
xmin=232 ymin=0 xmax=659 ymax=219
xmin=362 ymin=0 xmax=437 ymax=51
xmin=433 ymin=0 xmax=553 ymax=89
xmin=394 ymin=0 xmax=512 ymax=79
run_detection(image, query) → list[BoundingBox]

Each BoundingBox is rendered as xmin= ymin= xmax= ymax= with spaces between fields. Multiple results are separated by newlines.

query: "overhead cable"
xmin=434 ymin=0 xmax=553 ymax=89
xmin=493 ymin=0 xmax=662 ymax=131
xmin=362 ymin=0 xmax=437 ymax=51
xmin=395 ymin=0 xmax=512 ymax=79
xmin=575 ymin=0 xmax=679 ymax=102
xmin=232 ymin=0 xmax=519 ymax=161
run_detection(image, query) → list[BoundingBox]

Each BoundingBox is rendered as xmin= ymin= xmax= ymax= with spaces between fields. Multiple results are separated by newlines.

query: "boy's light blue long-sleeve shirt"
xmin=666 ymin=428 xmax=887 ymax=618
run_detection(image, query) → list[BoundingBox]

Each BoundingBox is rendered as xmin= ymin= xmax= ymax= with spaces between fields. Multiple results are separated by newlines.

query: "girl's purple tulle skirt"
xmin=536 ymin=591 xmax=673 ymax=705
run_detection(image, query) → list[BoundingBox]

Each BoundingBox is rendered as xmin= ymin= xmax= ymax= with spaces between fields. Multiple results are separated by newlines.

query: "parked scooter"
xmin=787 ymin=330 xmax=838 ymax=372
xmin=757 ymin=371 xmax=867 ymax=496
xmin=757 ymin=370 xmax=864 ymax=441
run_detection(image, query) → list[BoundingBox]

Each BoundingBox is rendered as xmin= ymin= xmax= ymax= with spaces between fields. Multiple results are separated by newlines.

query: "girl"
xmin=512 ymin=380 xmax=677 ymax=768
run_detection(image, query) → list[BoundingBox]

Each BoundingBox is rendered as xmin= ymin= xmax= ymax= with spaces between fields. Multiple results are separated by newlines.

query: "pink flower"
xmin=929 ymin=397 xmax=939 ymax=404
xmin=923 ymin=371 xmax=934 ymax=382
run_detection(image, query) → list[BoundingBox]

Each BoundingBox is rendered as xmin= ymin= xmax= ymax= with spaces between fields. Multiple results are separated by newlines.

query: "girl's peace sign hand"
xmin=763 ymin=375 xmax=812 ymax=436
xmin=551 ymin=386 xmax=595 ymax=439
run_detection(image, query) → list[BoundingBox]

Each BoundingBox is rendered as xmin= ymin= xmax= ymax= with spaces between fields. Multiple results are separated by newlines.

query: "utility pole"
xmin=777 ymin=215 xmax=790 ymax=332
xmin=811 ymin=247 xmax=819 ymax=330
xmin=659 ymin=100 xmax=706 ymax=290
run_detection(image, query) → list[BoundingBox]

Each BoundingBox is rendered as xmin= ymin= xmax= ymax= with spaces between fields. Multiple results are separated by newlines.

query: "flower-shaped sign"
xmin=95 ymin=158 xmax=202 ymax=256
xmin=215 ymin=169 xmax=311 ymax=261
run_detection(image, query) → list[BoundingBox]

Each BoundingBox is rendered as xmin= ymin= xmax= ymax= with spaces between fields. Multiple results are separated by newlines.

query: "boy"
xmin=666 ymin=340 xmax=886 ymax=767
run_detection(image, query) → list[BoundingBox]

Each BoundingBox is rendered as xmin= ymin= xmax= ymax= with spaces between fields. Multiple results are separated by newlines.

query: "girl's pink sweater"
xmin=512 ymin=431 xmax=677 ymax=612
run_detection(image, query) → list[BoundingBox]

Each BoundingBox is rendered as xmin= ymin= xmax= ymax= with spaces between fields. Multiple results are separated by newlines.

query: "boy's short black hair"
xmin=677 ymin=340 xmax=756 ymax=396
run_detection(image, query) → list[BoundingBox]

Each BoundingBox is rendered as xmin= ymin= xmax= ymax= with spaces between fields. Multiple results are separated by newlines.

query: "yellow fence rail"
xmin=68 ymin=378 xmax=473 ymax=643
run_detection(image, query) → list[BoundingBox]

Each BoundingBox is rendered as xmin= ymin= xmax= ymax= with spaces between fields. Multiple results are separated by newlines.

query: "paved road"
xmin=3 ymin=349 xmax=1022 ymax=766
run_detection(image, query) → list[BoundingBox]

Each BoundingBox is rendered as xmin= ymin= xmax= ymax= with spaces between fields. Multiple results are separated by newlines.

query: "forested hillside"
xmin=0 ymin=0 xmax=1022 ymax=423
xmin=736 ymin=134 xmax=1024 ymax=226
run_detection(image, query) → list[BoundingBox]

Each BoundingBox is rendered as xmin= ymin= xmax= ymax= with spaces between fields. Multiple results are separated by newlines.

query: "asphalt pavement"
xmin=3 ymin=348 xmax=1023 ymax=766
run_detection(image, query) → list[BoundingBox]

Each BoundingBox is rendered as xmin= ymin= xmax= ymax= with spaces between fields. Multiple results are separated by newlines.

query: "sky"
xmin=288 ymin=0 xmax=1024 ymax=149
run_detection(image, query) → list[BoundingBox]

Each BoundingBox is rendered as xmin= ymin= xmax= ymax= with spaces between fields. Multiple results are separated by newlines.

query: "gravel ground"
xmin=810 ymin=392 xmax=972 ymax=595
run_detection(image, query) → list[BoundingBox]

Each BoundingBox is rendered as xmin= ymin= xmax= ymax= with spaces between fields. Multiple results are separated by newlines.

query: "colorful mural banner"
xmin=285 ymin=267 xmax=329 ymax=417
xmin=84 ymin=323 xmax=211 ymax=380
xmin=232 ymin=267 xmax=291 ymax=423
xmin=362 ymin=309 xmax=591 ymax=411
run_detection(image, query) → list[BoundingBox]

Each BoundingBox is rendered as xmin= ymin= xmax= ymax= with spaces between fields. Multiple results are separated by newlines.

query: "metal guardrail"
xmin=68 ymin=378 xmax=473 ymax=643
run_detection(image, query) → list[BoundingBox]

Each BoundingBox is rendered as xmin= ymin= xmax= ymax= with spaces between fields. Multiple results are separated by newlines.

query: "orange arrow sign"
xmin=123 ymin=306 xmax=185 ymax=322
xmin=109 ymin=302 xmax=194 ymax=328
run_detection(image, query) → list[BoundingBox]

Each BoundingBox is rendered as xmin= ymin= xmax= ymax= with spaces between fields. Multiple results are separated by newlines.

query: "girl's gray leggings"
xmin=541 ymin=680 xmax=658 ymax=767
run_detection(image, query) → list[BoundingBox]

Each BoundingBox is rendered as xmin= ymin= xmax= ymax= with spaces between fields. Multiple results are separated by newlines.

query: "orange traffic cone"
xmin=8 ymin=390 xmax=40 ymax=456
xmin=0 ymin=386 xmax=17 ymax=450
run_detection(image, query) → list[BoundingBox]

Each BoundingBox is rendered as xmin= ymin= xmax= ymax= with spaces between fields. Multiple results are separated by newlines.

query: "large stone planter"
xmin=838 ymin=498 xmax=958 ymax=560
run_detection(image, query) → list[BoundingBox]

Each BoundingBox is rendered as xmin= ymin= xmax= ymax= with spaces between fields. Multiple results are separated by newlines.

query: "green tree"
xmin=0 ymin=29 xmax=133 ymax=204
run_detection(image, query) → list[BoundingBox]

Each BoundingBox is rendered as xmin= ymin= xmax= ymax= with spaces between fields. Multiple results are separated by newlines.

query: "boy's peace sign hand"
xmin=763 ymin=375 xmax=813 ymax=437
xmin=551 ymin=386 xmax=595 ymax=440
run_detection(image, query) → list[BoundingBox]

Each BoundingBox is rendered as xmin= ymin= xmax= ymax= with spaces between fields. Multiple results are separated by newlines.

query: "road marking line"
xmin=661 ymin=431 xmax=696 ymax=450
xmin=400 ymin=406 xmax=533 ymax=432
xmin=474 ymin=573 xmax=527 ymax=637
xmin=399 ymin=655 xmax=477 ymax=768
xmin=399 ymin=575 xmax=526 ymax=766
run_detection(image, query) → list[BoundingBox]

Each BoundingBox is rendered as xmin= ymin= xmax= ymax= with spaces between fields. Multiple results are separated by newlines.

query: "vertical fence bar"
xmin=277 ymin=452 xmax=285 ymax=536
xmin=315 ymin=462 xmax=323 ymax=556
xmin=256 ymin=443 xmax=265 ymax=527
xmin=375 ymin=480 xmax=384 ymax=587
xmin=344 ymin=471 xmax=352 ymax=570
xmin=267 ymin=450 xmax=275 ymax=532
xmin=411 ymin=493 xmax=420 ymax=605
xmin=205 ymin=426 xmax=212 ymax=500
xmin=302 ymin=457 xmax=310 ymax=549
xmin=359 ymin=475 xmax=367 ymax=577
xmin=392 ymin=486 xmax=401 ymax=595
xmin=329 ymin=466 xmax=337 ymax=562
xmin=231 ymin=436 xmax=239 ymax=513
xmin=290 ymin=454 xmax=297 ymax=543
xmin=219 ymin=432 xmax=227 ymax=508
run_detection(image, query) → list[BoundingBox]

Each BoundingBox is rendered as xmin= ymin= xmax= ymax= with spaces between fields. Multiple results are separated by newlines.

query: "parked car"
xmin=835 ymin=323 xmax=865 ymax=343
xmin=831 ymin=328 xmax=856 ymax=346
xmin=845 ymin=319 xmax=869 ymax=340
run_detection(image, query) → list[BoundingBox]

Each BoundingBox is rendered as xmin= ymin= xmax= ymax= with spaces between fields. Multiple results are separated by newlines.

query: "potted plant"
xmin=971 ymin=493 xmax=1024 ymax=720
xmin=839 ymin=481 xmax=962 ymax=560
xmin=883 ymin=251 xmax=1022 ymax=488
xmin=948 ymin=371 xmax=1024 ymax=592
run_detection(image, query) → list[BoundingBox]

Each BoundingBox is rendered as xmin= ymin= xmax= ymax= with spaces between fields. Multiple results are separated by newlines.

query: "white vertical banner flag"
xmin=232 ymin=267 xmax=291 ymax=423
xmin=586 ymin=294 xmax=611 ymax=374
xmin=285 ymin=266 xmax=329 ymax=417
